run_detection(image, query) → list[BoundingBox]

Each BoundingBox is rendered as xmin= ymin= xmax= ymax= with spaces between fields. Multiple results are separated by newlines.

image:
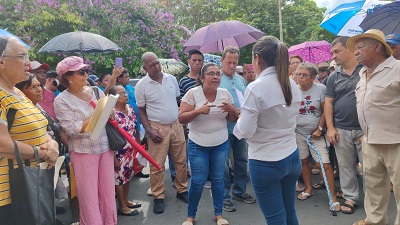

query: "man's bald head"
xmin=141 ymin=52 xmax=162 ymax=78
xmin=141 ymin=52 xmax=158 ymax=65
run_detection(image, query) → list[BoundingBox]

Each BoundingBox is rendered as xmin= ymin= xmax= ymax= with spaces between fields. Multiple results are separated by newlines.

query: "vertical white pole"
xmin=278 ymin=0 xmax=283 ymax=42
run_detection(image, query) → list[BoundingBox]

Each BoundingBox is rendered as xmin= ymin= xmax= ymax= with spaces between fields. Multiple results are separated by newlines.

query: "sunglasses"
xmin=75 ymin=68 xmax=89 ymax=75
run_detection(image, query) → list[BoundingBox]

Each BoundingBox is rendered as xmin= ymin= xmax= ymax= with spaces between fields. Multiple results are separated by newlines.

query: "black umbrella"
xmin=38 ymin=31 xmax=122 ymax=58
xmin=360 ymin=1 xmax=400 ymax=35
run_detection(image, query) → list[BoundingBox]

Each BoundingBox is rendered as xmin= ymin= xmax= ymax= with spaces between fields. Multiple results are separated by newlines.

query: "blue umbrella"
xmin=320 ymin=0 xmax=390 ymax=36
xmin=360 ymin=1 xmax=400 ymax=35
xmin=0 ymin=28 xmax=30 ymax=49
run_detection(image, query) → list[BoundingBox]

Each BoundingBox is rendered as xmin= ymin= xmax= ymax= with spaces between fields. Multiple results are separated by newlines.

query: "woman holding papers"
xmin=179 ymin=62 xmax=238 ymax=225
xmin=54 ymin=56 xmax=119 ymax=225
xmin=109 ymin=85 xmax=142 ymax=216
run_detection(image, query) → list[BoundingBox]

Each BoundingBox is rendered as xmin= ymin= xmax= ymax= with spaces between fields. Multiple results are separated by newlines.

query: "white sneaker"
xmin=147 ymin=187 xmax=153 ymax=196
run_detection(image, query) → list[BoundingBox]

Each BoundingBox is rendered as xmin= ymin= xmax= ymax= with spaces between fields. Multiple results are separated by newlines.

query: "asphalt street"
xmin=57 ymin=163 xmax=397 ymax=225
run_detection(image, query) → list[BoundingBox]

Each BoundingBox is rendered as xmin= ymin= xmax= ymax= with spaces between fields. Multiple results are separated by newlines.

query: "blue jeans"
xmin=224 ymin=134 xmax=248 ymax=198
xmin=249 ymin=149 xmax=301 ymax=225
xmin=187 ymin=139 xmax=229 ymax=218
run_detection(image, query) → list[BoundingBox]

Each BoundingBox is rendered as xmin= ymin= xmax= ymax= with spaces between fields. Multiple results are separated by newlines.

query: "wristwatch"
xmin=317 ymin=126 xmax=323 ymax=131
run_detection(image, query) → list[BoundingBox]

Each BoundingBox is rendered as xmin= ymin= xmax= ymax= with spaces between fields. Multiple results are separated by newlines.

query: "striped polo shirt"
xmin=0 ymin=88 xmax=48 ymax=206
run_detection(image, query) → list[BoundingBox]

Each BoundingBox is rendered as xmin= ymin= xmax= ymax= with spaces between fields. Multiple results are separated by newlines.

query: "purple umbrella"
xmin=288 ymin=40 xmax=332 ymax=64
xmin=183 ymin=20 xmax=264 ymax=53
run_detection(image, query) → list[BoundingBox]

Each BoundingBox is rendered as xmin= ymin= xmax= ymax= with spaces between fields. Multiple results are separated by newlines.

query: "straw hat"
xmin=347 ymin=29 xmax=393 ymax=56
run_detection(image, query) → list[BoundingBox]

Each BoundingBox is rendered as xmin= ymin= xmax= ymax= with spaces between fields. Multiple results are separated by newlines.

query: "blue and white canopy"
xmin=320 ymin=0 xmax=390 ymax=36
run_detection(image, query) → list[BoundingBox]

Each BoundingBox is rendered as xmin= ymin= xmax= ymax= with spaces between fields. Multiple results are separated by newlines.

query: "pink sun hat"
xmin=56 ymin=56 xmax=89 ymax=76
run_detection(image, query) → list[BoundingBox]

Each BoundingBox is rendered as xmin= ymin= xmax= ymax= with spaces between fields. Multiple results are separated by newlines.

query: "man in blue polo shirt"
xmin=219 ymin=46 xmax=256 ymax=212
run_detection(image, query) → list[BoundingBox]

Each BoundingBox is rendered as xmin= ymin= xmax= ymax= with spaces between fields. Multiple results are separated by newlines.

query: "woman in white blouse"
xmin=233 ymin=36 xmax=302 ymax=225
xmin=179 ymin=62 xmax=238 ymax=225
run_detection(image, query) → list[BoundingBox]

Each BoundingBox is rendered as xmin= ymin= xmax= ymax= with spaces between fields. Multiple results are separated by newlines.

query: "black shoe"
xmin=56 ymin=206 xmax=66 ymax=215
xmin=153 ymin=199 xmax=165 ymax=214
xmin=117 ymin=209 xmax=139 ymax=216
xmin=135 ymin=172 xmax=149 ymax=178
xmin=176 ymin=191 xmax=188 ymax=204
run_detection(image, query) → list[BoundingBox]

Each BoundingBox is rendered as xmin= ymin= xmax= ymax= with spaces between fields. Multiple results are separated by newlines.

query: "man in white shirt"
xmin=135 ymin=52 xmax=188 ymax=214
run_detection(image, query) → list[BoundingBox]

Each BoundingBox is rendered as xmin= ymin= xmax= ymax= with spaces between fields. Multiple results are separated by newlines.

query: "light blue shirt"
xmin=125 ymin=84 xmax=141 ymax=131
xmin=219 ymin=73 xmax=246 ymax=134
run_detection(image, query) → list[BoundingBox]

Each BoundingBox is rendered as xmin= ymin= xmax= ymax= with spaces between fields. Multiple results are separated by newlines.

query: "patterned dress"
xmin=114 ymin=105 xmax=138 ymax=185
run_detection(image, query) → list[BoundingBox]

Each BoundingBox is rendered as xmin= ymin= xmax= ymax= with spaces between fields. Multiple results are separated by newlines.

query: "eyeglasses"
xmin=295 ymin=73 xmax=311 ymax=78
xmin=1 ymin=53 xmax=29 ymax=63
xmin=75 ymin=68 xmax=88 ymax=76
xmin=117 ymin=91 xmax=127 ymax=96
xmin=204 ymin=72 xmax=221 ymax=77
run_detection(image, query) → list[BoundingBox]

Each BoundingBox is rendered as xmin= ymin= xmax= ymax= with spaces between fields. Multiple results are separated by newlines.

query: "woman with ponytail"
xmin=233 ymin=36 xmax=302 ymax=225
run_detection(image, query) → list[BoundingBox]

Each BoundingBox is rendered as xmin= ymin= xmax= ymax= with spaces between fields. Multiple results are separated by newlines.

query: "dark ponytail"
xmin=253 ymin=36 xmax=292 ymax=106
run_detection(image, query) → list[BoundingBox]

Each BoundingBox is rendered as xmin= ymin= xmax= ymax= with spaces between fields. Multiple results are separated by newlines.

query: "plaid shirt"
xmin=54 ymin=89 xmax=109 ymax=154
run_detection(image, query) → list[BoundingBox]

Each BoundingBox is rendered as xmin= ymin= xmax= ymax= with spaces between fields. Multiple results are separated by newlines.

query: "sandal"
xmin=311 ymin=168 xmax=320 ymax=175
xmin=330 ymin=202 xmax=340 ymax=212
xmin=341 ymin=201 xmax=356 ymax=214
xmin=296 ymin=182 xmax=305 ymax=192
xmin=215 ymin=218 xmax=229 ymax=225
xmin=117 ymin=209 xmax=139 ymax=216
xmin=312 ymin=181 xmax=326 ymax=189
xmin=127 ymin=201 xmax=142 ymax=209
xmin=297 ymin=191 xmax=314 ymax=200
xmin=182 ymin=221 xmax=194 ymax=225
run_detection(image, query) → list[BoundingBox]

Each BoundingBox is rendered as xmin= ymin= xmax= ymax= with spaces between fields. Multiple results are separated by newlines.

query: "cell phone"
xmin=115 ymin=57 xmax=123 ymax=68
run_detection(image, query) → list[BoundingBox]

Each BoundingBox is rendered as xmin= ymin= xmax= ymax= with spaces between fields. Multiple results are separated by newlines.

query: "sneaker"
xmin=222 ymin=199 xmax=236 ymax=212
xmin=233 ymin=193 xmax=256 ymax=204
xmin=147 ymin=187 xmax=153 ymax=196
xmin=153 ymin=199 xmax=165 ymax=214
xmin=203 ymin=181 xmax=211 ymax=189
xmin=176 ymin=191 xmax=189 ymax=204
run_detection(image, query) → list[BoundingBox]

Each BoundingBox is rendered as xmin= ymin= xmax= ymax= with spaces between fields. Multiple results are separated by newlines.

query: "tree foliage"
xmin=1 ymin=0 xmax=336 ymax=74
xmin=0 ymin=0 xmax=190 ymax=76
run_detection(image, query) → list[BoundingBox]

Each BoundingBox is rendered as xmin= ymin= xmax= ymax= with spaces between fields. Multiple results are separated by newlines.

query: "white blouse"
xmin=233 ymin=67 xmax=302 ymax=161
xmin=182 ymin=86 xmax=234 ymax=147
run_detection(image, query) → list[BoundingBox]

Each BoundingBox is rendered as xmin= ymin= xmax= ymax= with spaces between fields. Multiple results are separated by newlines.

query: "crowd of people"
xmin=0 ymin=28 xmax=399 ymax=225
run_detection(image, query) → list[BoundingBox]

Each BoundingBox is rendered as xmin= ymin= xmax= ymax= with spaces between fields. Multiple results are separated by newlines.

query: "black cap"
xmin=46 ymin=70 xmax=58 ymax=78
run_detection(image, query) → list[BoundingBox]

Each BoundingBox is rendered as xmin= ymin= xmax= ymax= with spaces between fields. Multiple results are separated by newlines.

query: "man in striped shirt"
xmin=179 ymin=49 xmax=204 ymax=99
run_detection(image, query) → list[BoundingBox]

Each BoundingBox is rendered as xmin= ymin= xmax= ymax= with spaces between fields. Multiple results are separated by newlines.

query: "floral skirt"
xmin=114 ymin=147 xmax=134 ymax=185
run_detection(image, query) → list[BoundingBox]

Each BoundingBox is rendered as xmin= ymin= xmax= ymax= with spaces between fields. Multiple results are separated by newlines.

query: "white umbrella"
xmin=320 ymin=0 xmax=390 ymax=36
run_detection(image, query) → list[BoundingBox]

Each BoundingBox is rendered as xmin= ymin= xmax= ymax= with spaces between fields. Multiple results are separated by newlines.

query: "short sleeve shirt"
xmin=325 ymin=65 xmax=362 ymax=130
xmin=179 ymin=75 xmax=197 ymax=99
xmin=135 ymin=73 xmax=180 ymax=125
xmin=0 ymin=88 xmax=48 ymax=206
xmin=296 ymin=83 xmax=326 ymax=135
xmin=219 ymin=73 xmax=246 ymax=133
xmin=182 ymin=86 xmax=233 ymax=146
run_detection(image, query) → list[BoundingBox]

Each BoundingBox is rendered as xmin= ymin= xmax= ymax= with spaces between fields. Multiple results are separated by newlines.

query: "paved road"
xmin=57 ymin=165 xmax=397 ymax=225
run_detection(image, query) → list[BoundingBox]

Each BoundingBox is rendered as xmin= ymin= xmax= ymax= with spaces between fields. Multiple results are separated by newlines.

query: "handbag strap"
xmin=93 ymin=86 xmax=100 ymax=100
xmin=8 ymin=141 xmax=23 ymax=170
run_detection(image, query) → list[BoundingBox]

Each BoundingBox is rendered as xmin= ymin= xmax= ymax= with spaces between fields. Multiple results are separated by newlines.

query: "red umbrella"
xmin=107 ymin=119 xmax=162 ymax=171
xmin=89 ymin=100 xmax=161 ymax=171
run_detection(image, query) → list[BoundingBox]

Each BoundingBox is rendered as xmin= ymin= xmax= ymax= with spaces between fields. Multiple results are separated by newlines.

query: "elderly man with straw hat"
xmin=347 ymin=29 xmax=400 ymax=225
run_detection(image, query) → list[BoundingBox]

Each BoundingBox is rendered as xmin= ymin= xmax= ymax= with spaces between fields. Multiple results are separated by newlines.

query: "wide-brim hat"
xmin=347 ymin=29 xmax=393 ymax=56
